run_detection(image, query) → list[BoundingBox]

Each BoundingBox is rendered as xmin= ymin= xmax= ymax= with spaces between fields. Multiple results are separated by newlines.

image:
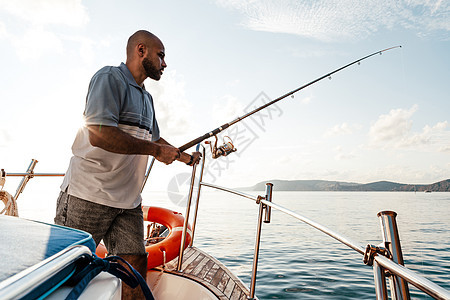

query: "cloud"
xmin=0 ymin=129 xmax=12 ymax=148
xmin=145 ymin=70 xmax=193 ymax=137
xmin=10 ymin=26 xmax=64 ymax=60
xmin=334 ymin=145 xmax=357 ymax=160
xmin=439 ymin=146 xmax=450 ymax=153
xmin=398 ymin=121 xmax=448 ymax=148
xmin=62 ymin=35 xmax=111 ymax=64
xmin=216 ymin=0 xmax=450 ymax=41
xmin=0 ymin=22 xmax=6 ymax=39
xmin=369 ymin=105 xmax=418 ymax=144
xmin=299 ymin=96 xmax=311 ymax=105
xmin=0 ymin=0 xmax=91 ymax=61
xmin=212 ymin=95 xmax=245 ymax=123
xmin=324 ymin=122 xmax=361 ymax=137
xmin=0 ymin=0 xmax=89 ymax=27
xmin=369 ymin=105 xmax=450 ymax=150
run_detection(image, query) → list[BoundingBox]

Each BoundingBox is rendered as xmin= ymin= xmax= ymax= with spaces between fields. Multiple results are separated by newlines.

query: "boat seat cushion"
xmin=0 ymin=215 xmax=96 ymax=283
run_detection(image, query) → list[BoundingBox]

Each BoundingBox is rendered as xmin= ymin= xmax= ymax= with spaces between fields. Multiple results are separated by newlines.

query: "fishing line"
xmin=179 ymin=46 xmax=402 ymax=154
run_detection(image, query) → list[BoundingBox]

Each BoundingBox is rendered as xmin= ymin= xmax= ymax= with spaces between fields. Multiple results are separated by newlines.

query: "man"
xmin=55 ymin=30 xmax=200 ymax=298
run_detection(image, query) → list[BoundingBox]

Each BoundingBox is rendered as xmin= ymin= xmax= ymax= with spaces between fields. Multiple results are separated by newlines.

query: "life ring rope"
xmin=170 ymin=226 xmax=193 ymax=236
xmin=0 ymin=190 xmax=18 ymax=216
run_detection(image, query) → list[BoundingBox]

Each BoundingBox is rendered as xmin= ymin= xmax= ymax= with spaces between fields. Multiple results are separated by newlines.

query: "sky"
xmin=1 ymin=0 xmax=449 ymax=202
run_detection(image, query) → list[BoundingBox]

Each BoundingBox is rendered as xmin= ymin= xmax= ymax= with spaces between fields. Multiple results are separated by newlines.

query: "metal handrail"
xmin=258 ymin=198 xmax=365 ymax=254
xmin=4 ymin=173 xmax=65 ymax=177
xmin=0 ymin=245 xmax=92 ymax=299
xmin=374 ymin=255 xmax=450 ymax=300
xmin=196 ymin=182 xmax=365 ymax=255
xmin=198 ymin=182 xmax=450 ymax=300
xmin=199 ymin=182 xmax=261 ymax=202
xmin=1 ymin=160 xmax=64 ymax=204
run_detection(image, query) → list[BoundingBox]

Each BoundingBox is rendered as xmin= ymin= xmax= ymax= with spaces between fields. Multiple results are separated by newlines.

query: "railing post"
xmin=249 ymin=183 xmax=273 ymax=299
xmin=189 ymin=145 xmax=206 ymax=247
xmin=141 ymin=157 xmax=155 ymax=192
xmin=264 ymin=183 xmax=273 ymax=223
xmin=249 ymin=199 xmax=264 ymax=300
xmin=378 ymin=211 xmax=410 ymax=300
xmin=14 ymin=159 xmax=38 ymax=204
xmin=373 ymin=260 xmax=388 ymax=299
xmin=176 ymin=163 xmax=197 ymax=271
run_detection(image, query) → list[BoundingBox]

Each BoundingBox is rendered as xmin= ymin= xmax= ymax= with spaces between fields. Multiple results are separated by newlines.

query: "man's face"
xmin=142 ymin=57 xmax=162 ymax=80
xmin=142 ymin=42 xmax=166 ymax=81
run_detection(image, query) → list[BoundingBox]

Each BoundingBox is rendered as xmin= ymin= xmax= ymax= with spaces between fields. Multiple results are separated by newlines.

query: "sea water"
xmin=18 ymin=187 xmax=450 ymax=299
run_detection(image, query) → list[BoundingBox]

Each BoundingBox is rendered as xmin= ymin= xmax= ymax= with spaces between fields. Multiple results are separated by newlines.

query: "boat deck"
xmin=154 ymin=246 xmax=251 ymax=300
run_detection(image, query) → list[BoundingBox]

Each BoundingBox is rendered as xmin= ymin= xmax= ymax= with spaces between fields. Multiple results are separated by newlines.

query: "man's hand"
xmin=188 ymin=151 xmax=202 ymax=166
xmin=155 ymin=144 xmax=181 ymax=165
xmin=155 ymin=138 xmax=202 ymax=166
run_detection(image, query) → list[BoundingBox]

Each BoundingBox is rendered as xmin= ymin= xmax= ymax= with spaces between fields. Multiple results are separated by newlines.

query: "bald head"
xmin=126 ymin=30 xmax=163 ymax=59
xmin=125 ymin=30 xmax=167 ymax=85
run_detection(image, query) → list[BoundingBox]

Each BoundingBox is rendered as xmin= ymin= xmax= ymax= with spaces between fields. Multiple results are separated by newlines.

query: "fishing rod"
xmin=179 ymin=46 xmax=402 ymax=154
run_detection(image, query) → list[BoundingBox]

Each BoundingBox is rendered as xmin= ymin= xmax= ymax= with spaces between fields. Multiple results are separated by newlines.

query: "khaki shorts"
xmin=54 ymin=190 xmax=145 ymax=255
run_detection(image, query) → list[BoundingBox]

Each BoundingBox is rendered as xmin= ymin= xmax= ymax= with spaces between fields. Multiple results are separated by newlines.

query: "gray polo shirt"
xmin=61 ymin=63 xmax=160 ymax=209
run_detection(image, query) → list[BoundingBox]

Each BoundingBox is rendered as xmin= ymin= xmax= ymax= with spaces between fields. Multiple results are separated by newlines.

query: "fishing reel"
xmin=205 ymin=135 xmax=237 ymax=159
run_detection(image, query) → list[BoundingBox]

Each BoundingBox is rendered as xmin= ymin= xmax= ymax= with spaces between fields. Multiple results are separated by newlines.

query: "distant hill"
xmin=244 ymin=179 xmax=450 ymax=192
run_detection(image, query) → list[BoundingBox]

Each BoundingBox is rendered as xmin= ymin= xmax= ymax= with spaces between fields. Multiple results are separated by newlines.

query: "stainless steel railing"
xmin=1 ymin=159 xmax=64 ymax=216
xmin=1 ymin=159 xmax=64 ymax=201
xmin=177 ymin=150 xmax=450 ymax=300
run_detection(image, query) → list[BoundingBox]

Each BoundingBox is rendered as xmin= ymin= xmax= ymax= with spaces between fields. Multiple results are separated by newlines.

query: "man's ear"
xmin=138 ymin=44 xmax=145 ymax=56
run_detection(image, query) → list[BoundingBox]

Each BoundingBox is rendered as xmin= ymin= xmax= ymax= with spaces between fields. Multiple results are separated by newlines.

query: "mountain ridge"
xmin=242 ymin=179 xmax=450 ymax=192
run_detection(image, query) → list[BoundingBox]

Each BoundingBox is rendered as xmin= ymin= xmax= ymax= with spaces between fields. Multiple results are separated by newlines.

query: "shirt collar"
xmin=119 ymin=62 xmax=146 ymax=90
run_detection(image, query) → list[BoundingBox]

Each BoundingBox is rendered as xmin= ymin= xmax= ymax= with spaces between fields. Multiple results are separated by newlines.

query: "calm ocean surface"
xmin=19 ymin=189 xmax=450 ymax=299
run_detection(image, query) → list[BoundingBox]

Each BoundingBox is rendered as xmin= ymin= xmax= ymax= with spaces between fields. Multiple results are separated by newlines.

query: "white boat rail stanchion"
xmin=189 ymin=145 xmax=207 ymax=247
xmin=141 ymin=157 xmax=155 ymax=193
xmin=249 ymin=183 xmax=273 ymax=300
xmin=378 ymin=211 xmax=411 ymax=300
xmin=373 ymin=259 xmax=389 ymax=300
xmin=177 ymin=162 xmax=198 ymax=271
xmin=263 ymin=183 xmax=273 ymax=224
xmin=13 ymin=159 xmax=38 ymax=203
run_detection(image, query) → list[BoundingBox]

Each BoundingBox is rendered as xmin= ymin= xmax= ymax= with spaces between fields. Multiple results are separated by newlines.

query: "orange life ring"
xmin=95 ymin=206 xmax=192 ymax=270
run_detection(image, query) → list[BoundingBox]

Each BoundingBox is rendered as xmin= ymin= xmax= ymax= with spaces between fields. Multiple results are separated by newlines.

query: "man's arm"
xmin=87 ymin=125 xmax=180 ymax=165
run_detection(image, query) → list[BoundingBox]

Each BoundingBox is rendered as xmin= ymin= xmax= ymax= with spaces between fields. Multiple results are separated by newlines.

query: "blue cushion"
xmin=0 ymin=215 xmax=96 ymax=283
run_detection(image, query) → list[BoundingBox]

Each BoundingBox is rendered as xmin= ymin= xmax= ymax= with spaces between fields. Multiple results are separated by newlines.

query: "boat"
xmin=1 ymin=154 xmax=450 ymax=299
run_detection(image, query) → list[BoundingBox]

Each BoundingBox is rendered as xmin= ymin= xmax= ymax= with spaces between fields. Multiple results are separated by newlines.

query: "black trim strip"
xmin=118 ymin=120 xmax=152 ymax=133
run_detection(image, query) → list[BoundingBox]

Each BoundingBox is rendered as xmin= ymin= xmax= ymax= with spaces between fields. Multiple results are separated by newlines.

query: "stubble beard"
xmin=142 ymin=58 xmax=161 ymax=81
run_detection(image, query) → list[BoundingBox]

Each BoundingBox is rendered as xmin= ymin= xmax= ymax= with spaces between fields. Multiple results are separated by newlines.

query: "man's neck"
xmin=126 ymin=61 xmax=145 ymax=87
